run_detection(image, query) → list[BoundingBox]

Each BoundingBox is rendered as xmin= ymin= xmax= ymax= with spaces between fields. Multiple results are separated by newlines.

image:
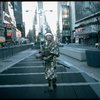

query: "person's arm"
xmin=50 ymin=42 xmax=59 ymax=57
xmin=43 ymin=54 xmax=53 ymax=60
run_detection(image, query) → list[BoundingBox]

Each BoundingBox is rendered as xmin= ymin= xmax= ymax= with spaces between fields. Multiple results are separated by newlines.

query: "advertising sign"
xmin=7 ymin=28 xmax=12 ymax=36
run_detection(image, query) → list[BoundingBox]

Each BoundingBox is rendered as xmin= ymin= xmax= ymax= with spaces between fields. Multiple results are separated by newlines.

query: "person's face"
xmin=46 ymin=35 xmax=53 ymax=41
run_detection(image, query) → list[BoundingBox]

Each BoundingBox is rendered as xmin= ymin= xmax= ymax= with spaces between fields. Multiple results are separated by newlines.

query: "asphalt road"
xmin=0 ymin=54 xmax=99 ymax=99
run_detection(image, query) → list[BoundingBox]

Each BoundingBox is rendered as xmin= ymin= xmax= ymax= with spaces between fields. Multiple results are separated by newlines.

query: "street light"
xmin=38 ymin=9 xmax=53 ymax=14
xmin=25 ymin=10 xmax=32 ymax=12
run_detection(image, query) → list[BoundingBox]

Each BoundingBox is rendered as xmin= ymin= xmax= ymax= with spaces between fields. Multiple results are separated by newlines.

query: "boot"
xmin=48 ymin=80 xmax=54 ymax=91
xmin=53 ymin=78 xmax=57 ymax=89
xmin=48 ymin=80 xmax=50 ymax=87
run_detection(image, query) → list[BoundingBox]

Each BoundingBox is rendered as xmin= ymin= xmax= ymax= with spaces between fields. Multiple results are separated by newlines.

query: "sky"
xmin=22 ymin=2 xmax=58 ymax=38
xmin=43 ymin=2 xmax=57 ymax=39
xmin=22 ymin=2 xmax=37 ymax=36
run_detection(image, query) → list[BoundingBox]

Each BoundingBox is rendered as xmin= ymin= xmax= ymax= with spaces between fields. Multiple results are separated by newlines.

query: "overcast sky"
xmin=22 ymin=2 xmax=57 ymax=37
xmin=22 ymin=2 xmax=37 ymax=36
xmin=43 ymin=2 xmax=57 ymax=39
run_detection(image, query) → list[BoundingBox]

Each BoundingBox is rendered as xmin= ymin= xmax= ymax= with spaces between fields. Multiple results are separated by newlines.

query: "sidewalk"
xmin=59 ymin=43 xmax=100 ymax=81
xmin=64 ymin=43 xmax=98 ymax=50
xmin=0 ymin=49 xmax=37 ymax=73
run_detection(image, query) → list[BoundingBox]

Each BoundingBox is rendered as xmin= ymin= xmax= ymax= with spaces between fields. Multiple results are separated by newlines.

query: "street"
xmin=0 ymin=52 xmax=100 ymax=99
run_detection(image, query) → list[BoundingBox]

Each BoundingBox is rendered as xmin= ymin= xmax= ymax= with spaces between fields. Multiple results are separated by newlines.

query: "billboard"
xmin=75 ymin=1 xmax=100 ymax=21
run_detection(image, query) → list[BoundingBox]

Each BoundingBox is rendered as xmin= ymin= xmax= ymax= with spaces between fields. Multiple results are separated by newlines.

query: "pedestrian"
xmin=36 ymin=40 xmax=45 ymax=60
xmin=42 ymin=32 xmax=59 ymax=91
xmin=66 ymin=37 xmax=69 ymax=44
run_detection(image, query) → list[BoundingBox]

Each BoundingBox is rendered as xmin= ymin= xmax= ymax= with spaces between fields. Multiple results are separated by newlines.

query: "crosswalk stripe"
xmin=10 ymin=66 xmax=44 ymax=68
xmin=0 ymin=71 xmax=84 ymax=76
xmin=0 ymin=82 xmax=100 ymax=88
xmin=10 ymin=65 xmax=63 ymax=68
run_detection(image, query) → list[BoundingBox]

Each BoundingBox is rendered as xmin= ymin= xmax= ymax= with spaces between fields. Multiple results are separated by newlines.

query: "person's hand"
xmin=39 ymin=50 xmax=41 ymax=53
xmin=43 ymin=57 xmax=47 ymax=60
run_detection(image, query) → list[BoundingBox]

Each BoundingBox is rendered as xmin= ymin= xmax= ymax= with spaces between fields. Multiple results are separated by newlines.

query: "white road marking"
xmin=0 ymin=71 xmax=84 ymax=76
xmin=0 ymin=82 xmax=100 ymax=88
xmin=10 ymin=66 xmax=44 ymax=68
xmin=10 ymin=65 xmax=63 ymax=68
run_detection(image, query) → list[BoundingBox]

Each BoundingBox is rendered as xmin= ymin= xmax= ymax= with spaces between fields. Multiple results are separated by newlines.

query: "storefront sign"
xmin=75 ymin=24 xmax=98 ymax=35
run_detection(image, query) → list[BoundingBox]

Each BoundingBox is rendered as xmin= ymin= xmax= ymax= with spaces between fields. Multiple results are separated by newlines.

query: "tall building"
xmin=69 ymin=2 xmax=76 ymax=43
xmin=32 ymin=9 xmax=38 ymax=43
xmin=0 ymin=2 xmax=5 ymax=43
xmin=57 ymin=2 xmax=71 ymax=43
xmin=11 ymin=1 xmax=25 ymax=37
xmin=38 ymin=1 xmax=43 ymax=10
xmin=75 ymin=1 xmax=100 ymax=45
xmin=3 ymin=2 xmax=16 ymax=42
xmin=37 ymin=1 xmax=43 ymax=33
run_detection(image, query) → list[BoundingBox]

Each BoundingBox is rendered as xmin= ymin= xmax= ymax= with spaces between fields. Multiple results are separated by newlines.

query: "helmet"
xmin=45 ymin=32 xmax=53 ymax=37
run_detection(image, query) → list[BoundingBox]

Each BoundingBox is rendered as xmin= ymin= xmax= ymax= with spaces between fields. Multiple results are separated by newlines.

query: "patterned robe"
xmin=42 ymin=41 xmax=59 ymax=80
